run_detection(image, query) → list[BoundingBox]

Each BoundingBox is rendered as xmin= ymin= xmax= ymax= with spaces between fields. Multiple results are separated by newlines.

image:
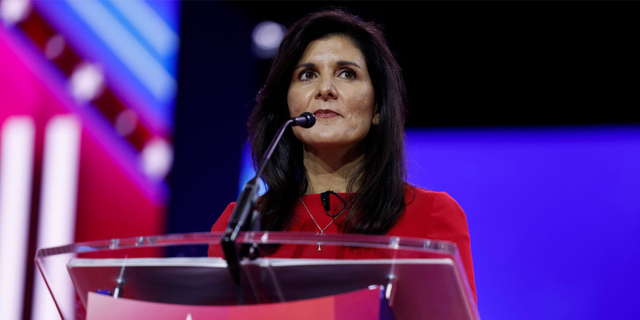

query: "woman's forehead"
xmin=297 ymin=34 xmax=367 ymax=67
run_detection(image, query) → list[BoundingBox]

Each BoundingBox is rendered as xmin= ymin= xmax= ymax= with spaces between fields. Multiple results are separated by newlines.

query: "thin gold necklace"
xmin=300 ymin=197 xmax=344 ymax=251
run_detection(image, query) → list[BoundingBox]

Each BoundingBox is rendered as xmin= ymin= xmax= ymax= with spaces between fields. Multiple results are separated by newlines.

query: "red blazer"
xmin=209 ymin=185 xmax=476 ymax=301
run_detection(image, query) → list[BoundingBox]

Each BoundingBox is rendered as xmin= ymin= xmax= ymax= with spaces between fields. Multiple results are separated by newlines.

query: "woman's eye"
xmin=298 ymin=70 xmax=316 ymax=81
xmin=339 ymin=69 xmax=356 ymax=79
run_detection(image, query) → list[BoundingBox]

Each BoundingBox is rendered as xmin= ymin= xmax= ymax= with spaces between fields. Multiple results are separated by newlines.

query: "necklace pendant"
xmin=317 ymin=231 xmax=324 ymax=251
xmin=300 ymin=197 xmax=338 ymax=253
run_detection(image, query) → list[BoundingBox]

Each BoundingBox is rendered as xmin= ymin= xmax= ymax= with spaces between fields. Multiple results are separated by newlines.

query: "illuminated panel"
xmin=0 ymin=117 xmax=35 ymax=320
xmin=0 ymin=0 xmax=174 ymax=236
xmin=63 ymin=0 xmax=175 ymax=103
xmin=33 ymin=0 xmax=179 ymax=133
xmin=0 ymin=0 xmax=180 ymax=318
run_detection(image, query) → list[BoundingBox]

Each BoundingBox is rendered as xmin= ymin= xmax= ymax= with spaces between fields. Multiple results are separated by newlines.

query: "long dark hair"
xmin=248 ymin=8 xmax=408 ymax=235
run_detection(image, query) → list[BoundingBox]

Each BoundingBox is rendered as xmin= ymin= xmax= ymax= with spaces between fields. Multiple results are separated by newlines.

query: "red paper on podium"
xmin=86 ymin=286 xmax=388 ymax=320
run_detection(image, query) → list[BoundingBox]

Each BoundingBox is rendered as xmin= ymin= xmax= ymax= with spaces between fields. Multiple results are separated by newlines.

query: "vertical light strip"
xmin=31 ymin=115 xmax=81 ymax=320
xmin=0 ymin=117 xmax=35 ymax=320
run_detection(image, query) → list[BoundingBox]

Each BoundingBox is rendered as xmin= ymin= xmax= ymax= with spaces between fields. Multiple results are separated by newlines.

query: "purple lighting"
xmin=405 ymin=126 xmax=640 ymax=320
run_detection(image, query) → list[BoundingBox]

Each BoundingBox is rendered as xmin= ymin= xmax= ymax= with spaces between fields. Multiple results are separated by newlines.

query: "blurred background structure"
xmin=0 ymin=1 xmax=638 ymax=320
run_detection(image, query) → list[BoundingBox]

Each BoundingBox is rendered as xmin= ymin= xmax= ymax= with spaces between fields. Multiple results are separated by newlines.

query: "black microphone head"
xmin=292 ymin=112 xmax=316 ymax=128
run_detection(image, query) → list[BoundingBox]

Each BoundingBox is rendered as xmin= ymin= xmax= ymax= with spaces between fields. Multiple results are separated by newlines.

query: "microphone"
xmin=223 ymin=112 xmax=316 ymax=241
xmin=221 ymin=112 xmax=316 ymax=304
xmin=291 ymin=112 xmax=316 ymax=128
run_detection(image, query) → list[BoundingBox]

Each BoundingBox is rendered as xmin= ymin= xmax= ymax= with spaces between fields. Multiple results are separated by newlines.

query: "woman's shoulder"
xmin=404 ymin=184 xmax=461 ymax=208
xmin=397 ymin=184 xmax=468 ymax=233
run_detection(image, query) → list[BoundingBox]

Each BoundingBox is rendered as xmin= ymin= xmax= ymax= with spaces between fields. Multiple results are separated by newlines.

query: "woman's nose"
xmin=315 ymin=76 xmax=338 ymax=100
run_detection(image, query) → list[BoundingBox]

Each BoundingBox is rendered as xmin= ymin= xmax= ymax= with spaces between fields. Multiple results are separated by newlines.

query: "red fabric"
xmin=208 ymin=185 xmax=476 ymax=301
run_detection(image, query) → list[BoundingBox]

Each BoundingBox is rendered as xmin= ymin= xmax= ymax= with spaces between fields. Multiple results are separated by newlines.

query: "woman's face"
xmin=287 ymin=34 xmax=378 ymax=151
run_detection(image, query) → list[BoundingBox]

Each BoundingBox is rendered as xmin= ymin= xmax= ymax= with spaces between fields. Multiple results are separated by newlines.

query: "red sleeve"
xmin=390 ymin=188 xmax=477 ymax=302
xmin=427 ymin=192 xmax=476 ymax=302
xmin=207 ymin=202 xmax=236 ymax=257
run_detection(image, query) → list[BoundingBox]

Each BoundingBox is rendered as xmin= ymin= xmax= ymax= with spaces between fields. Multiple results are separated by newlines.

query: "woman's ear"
xmin=372 ymin=103 xmax=380 ymax=126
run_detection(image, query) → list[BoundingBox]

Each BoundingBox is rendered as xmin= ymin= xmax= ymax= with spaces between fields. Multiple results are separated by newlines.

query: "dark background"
xmin=168 ymin=1 xmax=639 ymax=234
xmin=216 ymin=1 xmax=639 ymax=128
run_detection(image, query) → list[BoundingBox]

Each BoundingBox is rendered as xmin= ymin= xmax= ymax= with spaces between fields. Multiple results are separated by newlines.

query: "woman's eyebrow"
xmin=336 ymin=60 xmax=361 ymax=69
xmin=294 ymin=62 xmax=316 ymax=70
xmin=294 ymin=61 xmax=361 ymax=70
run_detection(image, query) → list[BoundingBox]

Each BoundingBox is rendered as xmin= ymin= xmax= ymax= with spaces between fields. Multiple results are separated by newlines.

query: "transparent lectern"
xmin=35 ymin=232 xmax=479 ymax=320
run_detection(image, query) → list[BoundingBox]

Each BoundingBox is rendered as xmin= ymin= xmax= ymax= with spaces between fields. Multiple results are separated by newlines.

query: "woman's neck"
xmin=303 ymin=145 xmax=364 ymax=194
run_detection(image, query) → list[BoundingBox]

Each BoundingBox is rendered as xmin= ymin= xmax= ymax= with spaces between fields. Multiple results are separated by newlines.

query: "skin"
xmin=287 ymin=34 xmax=379 ymax=194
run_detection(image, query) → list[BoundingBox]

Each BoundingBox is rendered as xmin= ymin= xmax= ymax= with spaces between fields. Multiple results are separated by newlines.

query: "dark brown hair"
xmin=248 ymin=8 xmax=408 ymax=234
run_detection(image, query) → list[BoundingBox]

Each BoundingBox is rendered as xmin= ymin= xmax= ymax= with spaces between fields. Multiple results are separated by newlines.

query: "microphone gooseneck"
xmin=221 ymin=112 xmax=316 ymax=305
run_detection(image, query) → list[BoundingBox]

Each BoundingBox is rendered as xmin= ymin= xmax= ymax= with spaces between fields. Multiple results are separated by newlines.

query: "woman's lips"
xmin=313 ymin=109 xmax=340 ymax=118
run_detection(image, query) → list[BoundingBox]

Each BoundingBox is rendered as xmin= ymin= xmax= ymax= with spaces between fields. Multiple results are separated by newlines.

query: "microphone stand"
xmin=221 ymin=112 xmax=315 ymax=305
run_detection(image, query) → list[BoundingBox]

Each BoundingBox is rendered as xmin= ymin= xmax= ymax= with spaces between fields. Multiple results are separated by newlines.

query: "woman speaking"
xmin=209 ymin=8 xmax=476 ymax=300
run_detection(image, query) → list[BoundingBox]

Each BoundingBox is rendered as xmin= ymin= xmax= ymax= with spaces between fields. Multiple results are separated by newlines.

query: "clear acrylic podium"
xmin=35 ymin=231 xmax=479 ymax=320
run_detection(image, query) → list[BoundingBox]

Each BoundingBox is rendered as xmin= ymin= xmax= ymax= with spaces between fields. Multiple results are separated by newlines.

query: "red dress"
xmin=208 ymin=185 xmax=476 ymax=301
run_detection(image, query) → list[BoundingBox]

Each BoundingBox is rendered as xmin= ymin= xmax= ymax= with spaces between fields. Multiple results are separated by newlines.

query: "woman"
xmin=209 ymin=8 xmax=476 ymax=300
